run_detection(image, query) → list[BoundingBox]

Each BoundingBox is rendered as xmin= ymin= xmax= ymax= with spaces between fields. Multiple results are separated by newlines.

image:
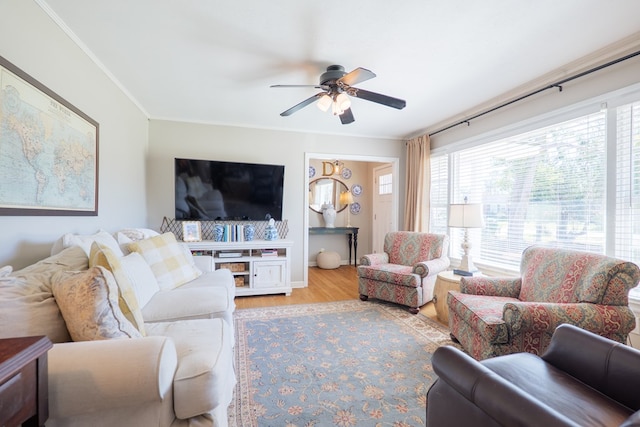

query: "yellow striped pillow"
xmin=127 ymin=232 xmax=201 ymax=291
xmin=89 ymin=242 xmax=146 ymax=335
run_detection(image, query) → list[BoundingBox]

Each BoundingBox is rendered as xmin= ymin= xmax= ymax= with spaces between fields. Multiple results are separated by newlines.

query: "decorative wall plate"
xmin=309 ymin=165 xmax=316 ymax=178
xmin=350 ymin=202 xmax=361 ymax=215
xmin=351 ymin=184 xmax=362 ymax=196
xmin=341 ymin=167 xmax=352 ymax=179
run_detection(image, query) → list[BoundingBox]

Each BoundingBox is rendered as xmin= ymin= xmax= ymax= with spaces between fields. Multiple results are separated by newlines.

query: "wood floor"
xmin=234 ymin=265 xmax=440 ymax=323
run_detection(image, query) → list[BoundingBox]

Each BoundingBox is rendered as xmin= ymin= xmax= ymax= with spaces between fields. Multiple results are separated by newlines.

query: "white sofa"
xmin=0 ymin=229 xmax=236 ymax=427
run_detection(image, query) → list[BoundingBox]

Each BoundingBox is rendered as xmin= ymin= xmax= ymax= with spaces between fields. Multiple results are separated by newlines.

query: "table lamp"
xmin=448 ymin=201 xmax=484 ymax=276
xmin=340 ymin=190 xmax=354 ymax=227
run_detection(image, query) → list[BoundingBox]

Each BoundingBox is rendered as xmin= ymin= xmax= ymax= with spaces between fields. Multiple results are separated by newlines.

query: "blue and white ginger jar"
xmin=264 ymin=219 xmax=278 ymax=241
xmin=244 ymin=224 xmax=255 ymax=241
xmin=213 ymin=224 xmax=224 ymax=242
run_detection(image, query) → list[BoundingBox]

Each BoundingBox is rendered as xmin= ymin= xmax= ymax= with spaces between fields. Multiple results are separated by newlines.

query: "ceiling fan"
xmin=270 ymin=65 xmax=406 ymax=125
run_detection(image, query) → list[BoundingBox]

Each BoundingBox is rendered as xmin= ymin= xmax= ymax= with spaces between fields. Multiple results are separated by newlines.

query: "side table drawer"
xmin=0 ymin=362 xmax=37 ymax=426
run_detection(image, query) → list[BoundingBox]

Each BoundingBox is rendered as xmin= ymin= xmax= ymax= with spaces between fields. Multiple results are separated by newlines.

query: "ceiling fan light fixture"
xmin=272 ymin=65 xmax=405 ymax=124
xmin=335 ymin=93 xmax=351 ymax=111
xmin=331 ymin=99 xmax=341 ymax=116
xmin=317 ymin=94 xmax=332 ymax=112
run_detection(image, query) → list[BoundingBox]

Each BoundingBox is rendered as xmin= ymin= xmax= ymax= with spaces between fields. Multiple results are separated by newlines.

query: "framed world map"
xmin=0 ymin=55 xmax=99 ymax=216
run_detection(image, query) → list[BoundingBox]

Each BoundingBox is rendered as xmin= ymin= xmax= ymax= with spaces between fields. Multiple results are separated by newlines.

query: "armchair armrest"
xmin=359 ymin=253 xmax=388 ymax=266
xmin=504 ymin=302 xmax=636 ymax=336
xmin=413 ymin=256 xmax=450 ymax=278
xmin=429 ymin=345 xmax=580 ymax=426
xmin=542 ymin=324 xmax=640 ymax=411
xmin=460 ymin=276 xmax=522 ymax=297
xmin=48 ymin=336 xmax=177 ymax=419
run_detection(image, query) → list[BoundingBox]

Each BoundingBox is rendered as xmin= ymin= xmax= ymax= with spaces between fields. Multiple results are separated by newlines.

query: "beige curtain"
xmin=403 ymin=134 xmax=431 ymax=231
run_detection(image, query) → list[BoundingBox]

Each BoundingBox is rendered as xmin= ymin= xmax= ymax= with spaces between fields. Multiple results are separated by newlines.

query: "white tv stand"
xmin=187 ymin=239 xmax=293 ymax=297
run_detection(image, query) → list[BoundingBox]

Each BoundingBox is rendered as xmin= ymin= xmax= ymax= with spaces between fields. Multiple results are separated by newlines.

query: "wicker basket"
xmin=219 ymin=263 xmax=245 ymax=272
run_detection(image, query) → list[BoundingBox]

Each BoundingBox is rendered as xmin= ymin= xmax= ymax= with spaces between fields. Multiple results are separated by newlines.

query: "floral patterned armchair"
xmin=448 ymin=245 xmax=640 ymax=360
xmin=357 ymin=232 xmax=450 ymax=314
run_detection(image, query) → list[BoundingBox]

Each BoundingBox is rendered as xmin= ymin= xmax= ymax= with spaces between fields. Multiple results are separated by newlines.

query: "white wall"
xmin=429 ymin=48 xmax=640 ymax=151
xmin=147 ymin=120 xmax=404 ymax=284
xmin=0 ymin=1 xmax=149 ymax=268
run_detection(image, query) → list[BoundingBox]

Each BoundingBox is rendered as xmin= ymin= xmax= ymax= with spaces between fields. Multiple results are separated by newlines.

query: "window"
xmin=429 ymin=154 xmax=448 ymax=236
xmin=433 ymin=111 xmax=612 ymax=271
xmin=615 ymin=101 xmax=640 ymax=266
xmin=378 ymin=173 xmax=393 ymax=195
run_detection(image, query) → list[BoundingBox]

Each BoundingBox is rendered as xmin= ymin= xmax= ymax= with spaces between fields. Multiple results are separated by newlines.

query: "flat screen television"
xmin=175 ymin=158 xmax=284 ymax=221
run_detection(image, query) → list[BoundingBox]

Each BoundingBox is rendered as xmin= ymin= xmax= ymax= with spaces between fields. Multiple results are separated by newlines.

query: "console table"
xmin=309 ymin=227 xmax=359 ymax=266
xmin=187 ymin=239 xmax=293 ymax=296
xmin=0 ymin=336 xmax=53 ymax=427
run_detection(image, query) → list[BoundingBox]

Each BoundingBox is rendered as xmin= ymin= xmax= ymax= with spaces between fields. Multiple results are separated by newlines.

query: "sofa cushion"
xmin=0 ymin=246 xmax=89 ymax=343
xmin=483 ymin=352 xmax=633 ymax=426
xmin=51 ymin=230 xmax=123 ymax=257
xmin=119 ymin=252 xmax=160 ymax=308
xmin=357 ymin=264 xmax=419 ymax=287
xmin=127 ymin=233 xmax=202 ymax=291
xmin=448 ymin=292 xmax=514 ymax=344
xmin=52 ymin=266 xmax=142 ymax=341
xmin=183 ymin=268 xmax=235 ymax=293
xmin=89 ymin=243 xmax=146 ymax=334
xmin=143 ymin=269 xmax=235 ymax=327
xmin=145 ymin=318 xmax=236 ymax=419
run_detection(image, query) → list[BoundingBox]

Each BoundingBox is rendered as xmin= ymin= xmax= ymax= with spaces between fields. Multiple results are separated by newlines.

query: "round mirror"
xmin=309 ymin=178 xmax=349 ymax=213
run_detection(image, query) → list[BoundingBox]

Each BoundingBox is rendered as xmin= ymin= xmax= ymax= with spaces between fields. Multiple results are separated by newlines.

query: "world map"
xmin=0 ymin=65 xmax=97 ymax=213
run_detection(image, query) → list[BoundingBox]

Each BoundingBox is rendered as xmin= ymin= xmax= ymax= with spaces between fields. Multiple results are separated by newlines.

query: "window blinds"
xmin=615 ymin=101 xmax=640 ymax=266
xmin=446 ymin=112 xmax=607 ymax=270
xmin=429 ymin=154 xmax=449 ymax=237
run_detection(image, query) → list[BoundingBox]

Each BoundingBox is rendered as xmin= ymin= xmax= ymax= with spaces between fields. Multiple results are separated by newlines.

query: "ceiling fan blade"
xmin=339 ymin=67 xmax=376 ymax=86
xmin=279 ymin=92 xmax=324 ymax=116
xmin=271 ymin=84 xmax=330 ymax=90
xmin=339 ymin=108 xmax=355 ymax=125
xmin=348 ymin=88 xmax=406 ymax=110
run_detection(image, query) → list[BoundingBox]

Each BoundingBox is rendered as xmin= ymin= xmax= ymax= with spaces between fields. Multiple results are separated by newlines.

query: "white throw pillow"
xmin=116 ymin=232 xmax=134 ymax=255
xmin=119 ymin=252 xmax=160 ymax=308
xmin=117 ymin=228 xmax=160 ymax=241
xmin=179 ymin=242 xmax=201 ymax=271
xmin=0 ymin=265 xmax=12 ymax=277
xmin=115 ymin=228 xmax=161 ymax=255
xmin=51 ymin=230 xmax=123 ymax=257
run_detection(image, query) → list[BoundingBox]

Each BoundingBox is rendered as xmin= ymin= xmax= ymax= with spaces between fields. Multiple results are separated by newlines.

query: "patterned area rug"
xmin=228 ymin=300 xmax=456 ymax=427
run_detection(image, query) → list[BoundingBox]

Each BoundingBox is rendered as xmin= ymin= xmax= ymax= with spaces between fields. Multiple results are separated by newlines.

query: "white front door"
xmin=372 ymin=164 xmax=396 ymax=253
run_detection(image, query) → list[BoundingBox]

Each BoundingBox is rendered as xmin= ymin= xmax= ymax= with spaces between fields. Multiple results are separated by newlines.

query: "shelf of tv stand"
xmin=187 ymin=239 xmax=293 ymax=297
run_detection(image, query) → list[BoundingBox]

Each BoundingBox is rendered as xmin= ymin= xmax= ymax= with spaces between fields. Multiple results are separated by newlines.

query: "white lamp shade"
xmin=335 ymin=93 xmax=351 ymax=112
xmin=448 ymin=203 xmax=484 ymax=228
xmin=331 ymin=100 xmax=340 ymax=115
xmin=317 ymin=94 xmax=332 ymax=112
xmin=340 ymin=190 xmax=354 ymax=205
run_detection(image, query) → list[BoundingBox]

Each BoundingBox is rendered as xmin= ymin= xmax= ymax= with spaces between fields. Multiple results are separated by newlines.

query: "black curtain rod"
xmin=428 ymin=49 xmax=640 ymax=137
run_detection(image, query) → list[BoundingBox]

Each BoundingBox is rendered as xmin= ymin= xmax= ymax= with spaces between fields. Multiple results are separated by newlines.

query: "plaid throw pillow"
xmin=127 ymin=232 xmax=201 ymax=291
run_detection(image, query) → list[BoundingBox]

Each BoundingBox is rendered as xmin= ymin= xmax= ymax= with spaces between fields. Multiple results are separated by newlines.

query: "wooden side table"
xmin=433 ymin=271 xmax=463 ymax=325
xmin=0 ymin=336 xmax=53 ymax=427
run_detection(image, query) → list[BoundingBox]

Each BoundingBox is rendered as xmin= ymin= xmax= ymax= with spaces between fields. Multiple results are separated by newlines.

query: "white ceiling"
xmin=39 ymin=0 xmax=640 ymax=140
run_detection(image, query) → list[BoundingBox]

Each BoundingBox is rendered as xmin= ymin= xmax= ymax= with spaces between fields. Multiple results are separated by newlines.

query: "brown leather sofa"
xmin=426 ymin=324 xmax=640 ymax=426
